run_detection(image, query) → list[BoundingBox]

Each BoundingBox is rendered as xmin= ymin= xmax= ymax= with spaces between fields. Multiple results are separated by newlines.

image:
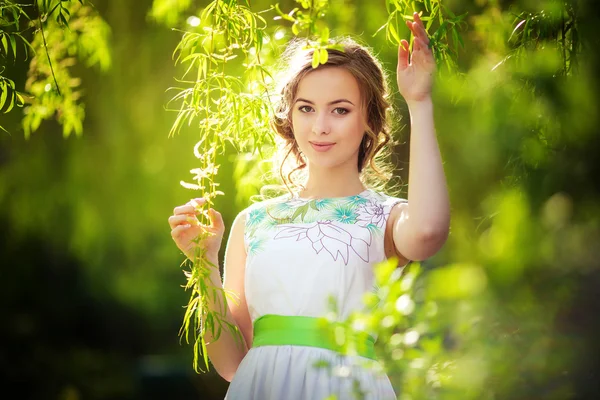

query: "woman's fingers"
xmin=409 ymin=37 xmax=433 ymax=67
xmin=189 ymin=197 xmax=207 ymax=208
xmin=413 ymin=12 xmax=426 ymax=31
xmin=169 ymin=199 xmax=225 ymax=260
xmin=170 ymin=223 xmax=191 ymax=239
xmin=398 ymin=39 xmax=410 ymax=70
xmin=168 ymin=214 xmax=199 ymax=229
xmin=173 ymin=204 xmax=196 ymax=215
xmin=416 ymin=36 xmax=434 ymax=58
xmin=397 ymin=35 xmax=433 ymax=69
xmin=414 ymin=35 xmax=422 ymax=52
xmin=169 ymin=201 xmax=224 ymax=234
xmin=406 ymin=13 xmax=430 ymax=45
xmin=171 ymin=197 xmax=210 ymax=228
xmin=415 ymin=23 xmax=429 ymax=45
xmin=206 ymin=208 xmax=224 ymax=232
xmin=173 ymin=197 xmax=206 ymax=215
xmin=406 ymin=21 xmax=428 ymax=44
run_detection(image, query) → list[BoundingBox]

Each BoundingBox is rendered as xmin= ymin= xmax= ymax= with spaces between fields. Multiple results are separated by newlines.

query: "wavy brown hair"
xmin=268 ymin=36 xmax=398 ymax=196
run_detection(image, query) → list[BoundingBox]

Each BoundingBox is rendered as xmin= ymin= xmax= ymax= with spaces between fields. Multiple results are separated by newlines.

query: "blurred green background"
xmin=1 ymin=0 xmax=600 ymax=399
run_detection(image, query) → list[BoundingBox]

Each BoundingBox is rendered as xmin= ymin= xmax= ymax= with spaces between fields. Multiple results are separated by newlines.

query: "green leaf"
xmin=319 ymin=47 xmax=328 ymax=64
xmin=426 ymin=13 xmax=435 ymax=30
xmin=58 ymin=11 xmax=68 ymax=28
xmin=455 ymin=12 xmax=468 ymax=23
xmin=48 ymin=2 xmax=61 ymax=17
xmin=1 ymin=33 xmax=7 ymax=56
xmin=432 ymin=20 xmax=448 ymax=42
xmin=311 ymin=48 xmax=319 ymax=68
xmin=372 ymin=22 xmax=387 ymax=38
xmin=4 ymin=91 xmax=15 ymax=113
xmin=387 ymin=22 xmax=401 ymax=45
xmin=255 ymin=29 xmax=263 ymax=52
xmin=16 ymin=34 xmax=36 ymax=60
xmin=200 ymin=337 xmax=209 ymax=371
xmin=9 ymin=34 xmax=16 ymax=60
xmin=0 ymin=81 xmax=8 ymax=109
xmin=451 ymin=28 xmax=459 ymax=49
xmin=11 ymin=6 xmax=20 ymax=29
xmin=444 ymin=4 xmax=457 ymax=19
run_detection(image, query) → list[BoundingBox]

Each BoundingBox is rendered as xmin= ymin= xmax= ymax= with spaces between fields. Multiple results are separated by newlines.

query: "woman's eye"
xmin=298 ymin=105 xmax=313 ymax=113
xmin=334 ymin=108 xmax=349 ymax=115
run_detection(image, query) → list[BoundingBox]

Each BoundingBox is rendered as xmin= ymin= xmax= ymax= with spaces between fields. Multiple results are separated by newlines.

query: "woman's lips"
xmin=310 ymin=142 xmax=336 ymax=152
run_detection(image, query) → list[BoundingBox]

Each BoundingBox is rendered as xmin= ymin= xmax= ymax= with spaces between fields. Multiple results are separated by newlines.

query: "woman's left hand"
xmin=397 ymin=12 xmax=436 ymax=104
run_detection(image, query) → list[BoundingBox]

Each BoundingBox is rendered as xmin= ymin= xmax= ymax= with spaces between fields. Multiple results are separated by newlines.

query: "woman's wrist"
xmin=406 ymin=95 xmax=433 ymax=110
xmin=407 ymin=96 xmax=434 ymax=123
xmin=205 ymin=252 xmax=220 ymax=267
xmin=186 ymin=251 xmax=219 ymax=267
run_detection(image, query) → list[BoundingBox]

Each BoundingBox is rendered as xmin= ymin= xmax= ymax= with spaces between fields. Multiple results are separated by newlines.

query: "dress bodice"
xmin=243 ymin=189 xmax=406 ymax=322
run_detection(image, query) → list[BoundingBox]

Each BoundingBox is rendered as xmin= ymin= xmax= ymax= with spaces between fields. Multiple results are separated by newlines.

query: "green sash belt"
xmin=252 ymin=314 xmax=377 ymax=360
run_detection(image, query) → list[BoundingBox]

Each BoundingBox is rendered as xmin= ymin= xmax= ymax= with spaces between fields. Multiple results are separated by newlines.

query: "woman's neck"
xmin=299 ymin=165 xmax=365 ymax=199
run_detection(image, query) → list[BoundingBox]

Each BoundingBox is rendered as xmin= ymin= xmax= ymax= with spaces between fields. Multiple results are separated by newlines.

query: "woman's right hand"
xmin=168 ymin=197 xmax=225 ymax=262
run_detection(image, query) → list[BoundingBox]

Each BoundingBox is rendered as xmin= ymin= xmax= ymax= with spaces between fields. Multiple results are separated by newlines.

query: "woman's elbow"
xmin=221 ymin=371 xmax=235 ymax=383
xmin=213 ymin=349 xmax=247 ymax=382
xmin=216 ymin=363 xmax=239 ymax=382
xmin=420 ymin=225 xmax=449 ymax=247
xmin=401 ymin=227 xmax=449 ymax=261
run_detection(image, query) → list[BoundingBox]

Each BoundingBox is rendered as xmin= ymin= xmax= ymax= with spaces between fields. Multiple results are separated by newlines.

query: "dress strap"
xmin=252 ymin=314 xmax=376 ymax=360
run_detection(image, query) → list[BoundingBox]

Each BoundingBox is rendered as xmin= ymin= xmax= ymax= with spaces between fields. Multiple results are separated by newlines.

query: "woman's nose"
xmin=311 ymin=113 xmax=330 ymax=135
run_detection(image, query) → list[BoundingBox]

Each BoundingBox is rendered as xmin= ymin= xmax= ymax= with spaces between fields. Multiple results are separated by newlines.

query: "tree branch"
xmin=36 ymin=2 xmax=61 ymax=96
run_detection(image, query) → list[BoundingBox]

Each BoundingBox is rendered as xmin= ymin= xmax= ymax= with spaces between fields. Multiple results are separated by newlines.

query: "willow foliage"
xmin=0 ymin=0 xmax=111 ymax=136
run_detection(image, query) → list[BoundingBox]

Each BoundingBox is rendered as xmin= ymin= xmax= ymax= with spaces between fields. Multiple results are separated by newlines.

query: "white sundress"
xmin=225 ymin=189 xmax=406 ymax=400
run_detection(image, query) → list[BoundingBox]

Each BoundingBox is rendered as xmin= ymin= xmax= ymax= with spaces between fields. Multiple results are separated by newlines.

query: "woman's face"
xmin=291 ymin=66 xmax=367 ymax=172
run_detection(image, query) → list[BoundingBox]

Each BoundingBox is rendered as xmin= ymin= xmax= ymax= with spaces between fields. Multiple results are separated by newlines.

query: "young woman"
xmin=168 ymin=12 xmax=450 ymax=399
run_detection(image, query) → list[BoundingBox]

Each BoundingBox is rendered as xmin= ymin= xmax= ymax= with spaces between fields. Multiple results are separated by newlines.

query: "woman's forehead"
xmin=295 ymin=67 xmax=361 ymax=103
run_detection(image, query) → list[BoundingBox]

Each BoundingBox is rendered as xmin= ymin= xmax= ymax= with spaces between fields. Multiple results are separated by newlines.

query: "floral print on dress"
xmin=247 ymin=207 xmax=267 ymax=229
xmin=244 ymin=190 xmax=405 ymax=259
xmin=274 ymin=221 xmax=370 ymax=265
xmin=247 ymin=237 xmax=267 ymax=255
xmin=356 ymin=199 xmax=389 ymax=229
xmin=328 ymin=204 xmax=357 ymax=224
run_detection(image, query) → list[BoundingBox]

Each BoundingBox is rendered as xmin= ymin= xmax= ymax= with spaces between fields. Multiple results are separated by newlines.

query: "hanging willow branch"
xmin=167 ymin=0 xmax=279 ymax=372
xmin=165 ymin=0 xmax=342 ymax=373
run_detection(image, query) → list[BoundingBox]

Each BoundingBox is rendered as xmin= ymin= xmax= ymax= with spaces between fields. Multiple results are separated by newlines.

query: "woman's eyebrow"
xmin=295 ymin=98 xmax=355 ymax=106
